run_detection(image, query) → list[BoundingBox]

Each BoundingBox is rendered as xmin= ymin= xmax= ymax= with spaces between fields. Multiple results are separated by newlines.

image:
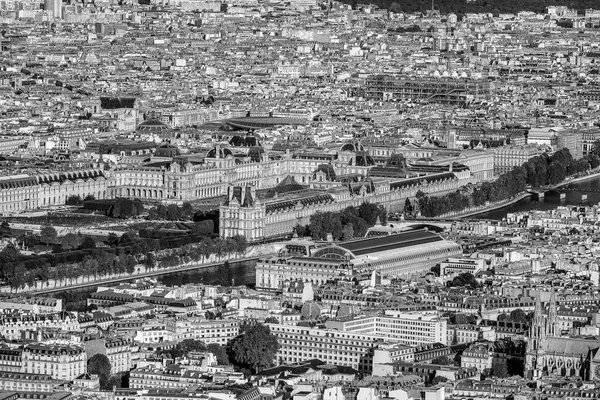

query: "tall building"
xmin=44 ymin=0 xmax=62 ymax=18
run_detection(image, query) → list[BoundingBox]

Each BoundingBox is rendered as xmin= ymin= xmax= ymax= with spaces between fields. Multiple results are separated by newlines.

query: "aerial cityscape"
xmin=2 ymin=0 xmax=600 ymax=399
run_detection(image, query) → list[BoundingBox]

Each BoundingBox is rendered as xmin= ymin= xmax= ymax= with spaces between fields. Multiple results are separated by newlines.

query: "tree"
xmin=79 ymin=236 xmax=96 ymax=249
xmin=106 ymin=232 xmax=119 ymax=246
xmin=0 ymin=243 xmax=19 ymax=263
xmin=145 ymin=253 xmax=156 ymax=268
xmin=181 ymin=202 xmax=194 ymax=220
xmin=388 ymin=1 xmax=402 ymax=13
xmin=155 ymin=205 xmax=168 ymax=220
xmin=217 ymin=261 xmax=234 ymax=287
xmin=105 ymin=373 xmax=127 ymax=390
xmin=160 ymin=339 xmax=206 ymax=359
xmin=207 ymin=343 xmax=229 ymax=365
xmin=491 ymin=360 xmax=509 ymax=378
xmin=358 ymin=202 xmax=387 ymax=225
xmin=449 ymin=272 xmax=478 ymax=289
xmin=205 ymin=310 xmax=216 ymax=320
xmin=229 ymin=323 xmax=279 ymax=374
xmin=66 ymin=195 xmax=83 ymax=205
xmin=591 ymin=140 xmax=600 ymax=157
xmin=403 ymin=198 xmax=413 ymax=216
xmin=430 ymin=355 xmax=453 ymax=365
xmin=264 ymin=316 xmax=279 ymax=324
xmin=0 ymin=221 xmax=11 ymax=238
xmin=192 ymin=220 xmax=214 ymax=235
xmin=39 ymin=225 xmax=58 ymax=244
xmin=430 ymin=376 xmax=449 ymax=386
xmin=509 ymin=309 xmax=528 ymax=323
xmin=587 ymin=154 xmax=600 ymax=169
xmin=342 ymin=223 xmax=354 ymax=241
xmin=110 ymin=198 xmax=139 ymax=219
xmin=87 ymin=354 xmax=111 ymax=389
xmin=84 ymin=194 xmax=96 ymax=201
xmin=60 ymin=233 xmax=81 ymax=250
xmin=166 ymin=204 xmax=182 ymax=220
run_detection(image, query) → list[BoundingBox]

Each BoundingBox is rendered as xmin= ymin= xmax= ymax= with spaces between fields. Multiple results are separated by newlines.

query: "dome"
xmin=340 ymin=140 xmax=365 ymax=153
xmin=154 ymin=143 xmax=180 ymax=158
xmin=206 ymin=146 xmax=233 ymax=158
xmin=137 ymin=118 xmax=168 ymax=131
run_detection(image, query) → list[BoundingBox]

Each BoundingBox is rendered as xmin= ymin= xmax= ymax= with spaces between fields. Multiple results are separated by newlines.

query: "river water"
xmin=472 ymin=176 xmax=600 ymax=220
xmin=160 ymin=176 xmax=600 ymax=286
xmin=157 ymin=260 xmax=257 ymax=287
xmin=58 ymin=176 xmax=600 ymax=310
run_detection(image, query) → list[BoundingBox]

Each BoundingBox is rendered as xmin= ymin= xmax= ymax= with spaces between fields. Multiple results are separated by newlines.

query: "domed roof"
xmin=341 ymin=141 xmax=365 ymax=153
xmin=154 ymin=143 xmax=180 ymax=158
xmin=207 ymin=146 xmax=233 ymax=158
xmin=137 ymin=118 xmax=168 ymax=131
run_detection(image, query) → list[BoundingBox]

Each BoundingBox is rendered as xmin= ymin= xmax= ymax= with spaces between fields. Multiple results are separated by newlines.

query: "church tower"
xmin=547 ymin=288 xmax=558 ymax=338
xmin=526 ymin=292 xmax=547 ymax=378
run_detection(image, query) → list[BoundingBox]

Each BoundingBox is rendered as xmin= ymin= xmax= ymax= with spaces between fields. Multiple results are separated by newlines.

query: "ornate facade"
xmin=220 ymin=172 xmax=465 ymax=241
xmin=255 ymin=230 xmax=462 ymax=289
xmin=0 ymin=169 xmax=107 ymax=214
xmin=525 ymin=289 xmax=600 ymax=380
xmin=108 ymin=144 xmax=381 ymax=203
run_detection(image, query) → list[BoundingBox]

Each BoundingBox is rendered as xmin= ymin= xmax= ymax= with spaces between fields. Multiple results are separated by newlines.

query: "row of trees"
xmin=417 ymin=149 xmax=597 ymax=217
xmin=82 ymin=198 xmax=145 ymax=219
xmin=303 ymin=202 xmax=387 ymax=241
xmin=110 ymin=198 xmax=145 ymax=219
xmin=66 ymin=194 xmax=96 ymax=205
xmin=0 ymin=232 xmax=248 ymax=290
xmin=147 ymin=203 xmax=194 ymax=221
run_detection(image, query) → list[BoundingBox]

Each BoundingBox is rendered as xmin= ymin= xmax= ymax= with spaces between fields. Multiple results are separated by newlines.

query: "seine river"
xmin=58 ymin=175 xmax=600 ymax=310
xmin=157 ymin=260 xmax=257 ymax=287
xmin=159 ymin=176 xmax=600 ymax=286
xmin=472 ymin=175 xmax=600 ymax=220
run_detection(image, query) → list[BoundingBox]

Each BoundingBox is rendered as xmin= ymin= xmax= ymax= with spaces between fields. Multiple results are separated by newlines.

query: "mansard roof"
xmin=37 ymin=170 xmax=105 ymax=185
xmin=390 ymin=172 xmax=456 ymax=191
xmin=265 ymin=193 xmax=334 ymax=214
xmin=0 ymin=176 xmax=38 ymax=189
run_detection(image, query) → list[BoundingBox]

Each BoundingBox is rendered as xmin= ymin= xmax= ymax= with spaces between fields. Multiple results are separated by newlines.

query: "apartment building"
xmin=0 ymin=371 xmax=56 ymax=392
xmin=493 ymin=146 xmax=544 ymax=175
xmin=326 ymin=311 xmax=447 ymax=346
xmin=267 ymin=324 xmax=387 ymax=373
xmin=21 ymin=343 xmax=86 ymax=381
xmin=193 ymin=319 xmax=239 ymax=345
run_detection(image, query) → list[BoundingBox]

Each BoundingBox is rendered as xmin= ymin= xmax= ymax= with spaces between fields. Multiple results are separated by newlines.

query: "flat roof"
xmin=339 ymin=229 xmax=444 ymax=256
